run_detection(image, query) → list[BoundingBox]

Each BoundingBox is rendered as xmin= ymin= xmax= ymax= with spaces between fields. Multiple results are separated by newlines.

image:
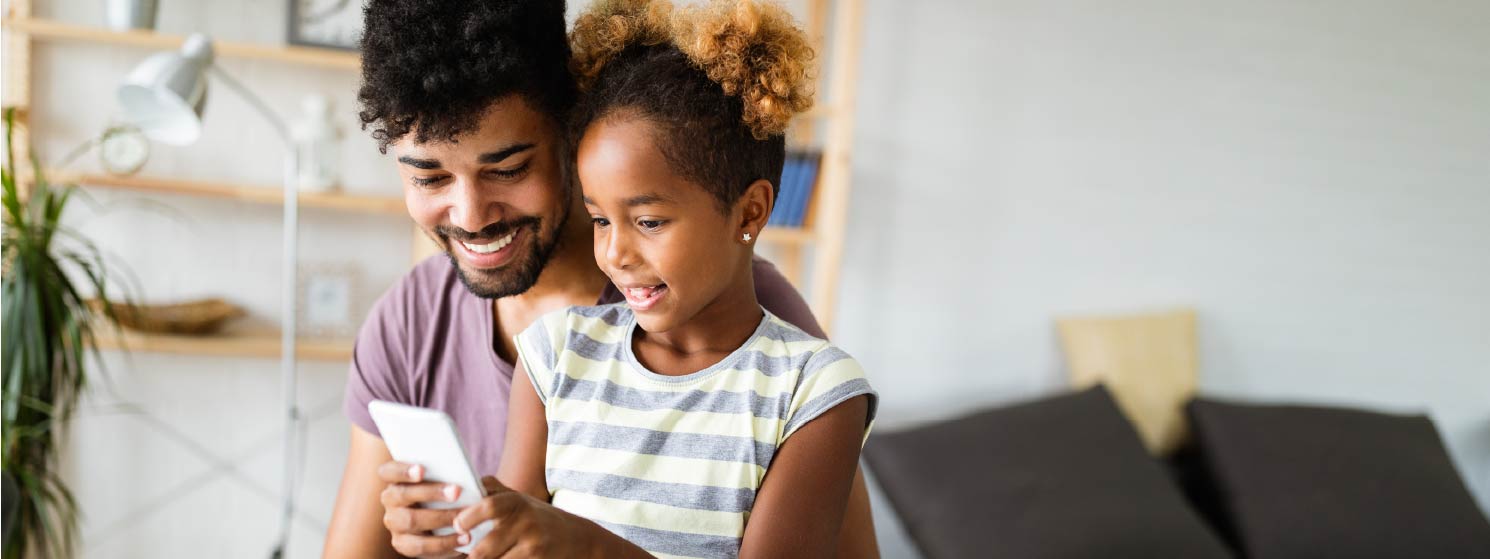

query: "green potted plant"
xmin=2 ymin=107 xmax=124 ymax=558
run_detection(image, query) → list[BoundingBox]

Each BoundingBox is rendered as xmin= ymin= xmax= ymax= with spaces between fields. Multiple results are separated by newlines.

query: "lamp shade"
xmin=117 ymin=33 xmax=215 ymax=145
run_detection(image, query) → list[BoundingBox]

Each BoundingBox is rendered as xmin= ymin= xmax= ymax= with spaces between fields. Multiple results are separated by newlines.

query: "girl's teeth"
xmin=628 ymin=286 xmax=663 ymax=298
xmin=461 ymin=231 xmax=516 ymax=254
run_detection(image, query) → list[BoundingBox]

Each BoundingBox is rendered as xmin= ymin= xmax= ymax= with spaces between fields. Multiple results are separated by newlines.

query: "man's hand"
xmin=453 ymin=476 xmax=605 ymax=559
xmin=377 ymin=460 xmax=470 ymax=558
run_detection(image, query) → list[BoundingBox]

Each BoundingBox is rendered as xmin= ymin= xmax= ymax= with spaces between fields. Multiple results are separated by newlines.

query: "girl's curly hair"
xmin=357 ymin=0 xmax=576 ymax=152
xmin=569 ymin=0 xmax=815 ymax=210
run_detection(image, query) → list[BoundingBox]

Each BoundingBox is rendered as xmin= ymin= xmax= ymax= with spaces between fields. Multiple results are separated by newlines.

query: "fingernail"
xmin=453 ymin=520 xmax=465 ymax=534
xmin=408 ymin=465 xmax=422 ymax=481
xmin=458 ymin=533 xmax=471 ymax=545
xmin=444 ymin=484 xmax=460 ymax=501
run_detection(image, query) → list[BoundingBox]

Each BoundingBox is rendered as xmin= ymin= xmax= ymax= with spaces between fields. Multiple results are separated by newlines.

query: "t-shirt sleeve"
xmin=343 ymin=285 xmax=415 ymax=438
xmin=780 ymin=346 xmax=879 ymax=445
xmin=512 ymin=308 xmax=570 ymax=406
xmin=751 ymin=256 xmax=827 ymax=339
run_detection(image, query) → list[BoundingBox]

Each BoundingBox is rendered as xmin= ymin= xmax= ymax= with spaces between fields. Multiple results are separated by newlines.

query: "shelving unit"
xmin=95 ymin=328 xmax=352 ymax=361
xmin=3 ymin=7 xmax=377 ymax=361
xmin=1 ymin=16 xmax=359 ymax=69
xmin=51 ymin=170 xmax=408 ymax=215
xmin=775 ymin=0 xmax=863 ymax=331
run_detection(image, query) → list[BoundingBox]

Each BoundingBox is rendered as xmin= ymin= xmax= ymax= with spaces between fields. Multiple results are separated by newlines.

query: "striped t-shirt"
xmin=513 ymin=303 xmax=877 ymax=559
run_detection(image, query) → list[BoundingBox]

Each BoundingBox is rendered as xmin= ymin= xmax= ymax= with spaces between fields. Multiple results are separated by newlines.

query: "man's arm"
xmin=324 ymin=426 xmax=470 ymax=558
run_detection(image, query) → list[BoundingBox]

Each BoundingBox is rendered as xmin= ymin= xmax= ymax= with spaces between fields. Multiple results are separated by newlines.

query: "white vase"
xmin=106 ymin=0 xmax=158 ymax=31
xmin=292 ymin=95 xmax=343 ymax=193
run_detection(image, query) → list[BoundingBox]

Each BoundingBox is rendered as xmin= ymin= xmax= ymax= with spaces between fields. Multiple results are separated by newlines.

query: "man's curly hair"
xmin=569 ymin=0 xmax=815 ymax=211
xmin=358 ymin=0 xmax=577 ymax=152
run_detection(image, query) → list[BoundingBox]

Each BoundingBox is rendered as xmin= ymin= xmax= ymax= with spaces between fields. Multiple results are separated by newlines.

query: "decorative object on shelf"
xmin=297 ymin=262 xmax=363 ymax=338
xmin=105 ymin=0 xmax=158 ymax=31
xmin=115 ymin=34 xmax=307 ymax=558
xmin=288 ymin=0 xmax=363 ymax=50
xmin=98 ymin=124 xmax=150 ymax=176
xmin=292 ymin=94 xmax=342 ymax=192
xmin=90 ymin=297 xmax=246 ymax=335
xmin=2 ymin=107 xmax=129 ymax=559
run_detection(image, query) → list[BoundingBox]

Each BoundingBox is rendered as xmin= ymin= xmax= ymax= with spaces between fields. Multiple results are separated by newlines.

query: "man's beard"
xmin=438 ymin=212 xmax=565 ymax=299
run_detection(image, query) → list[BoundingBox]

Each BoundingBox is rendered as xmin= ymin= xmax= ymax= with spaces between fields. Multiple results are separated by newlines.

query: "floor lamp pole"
xmin=208 ymin=67 xmax=301 ymax=559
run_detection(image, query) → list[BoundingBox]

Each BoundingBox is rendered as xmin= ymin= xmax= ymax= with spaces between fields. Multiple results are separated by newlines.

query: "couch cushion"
xmin=1187 ymin=398 xmax=1490 ymax=559
xmin=863 ymin=385 xmax=1232 ymax=559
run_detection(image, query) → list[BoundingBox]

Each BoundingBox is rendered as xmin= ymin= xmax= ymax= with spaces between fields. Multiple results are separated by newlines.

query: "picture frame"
xmin=297 ymin=262 xmax=365 ymax=339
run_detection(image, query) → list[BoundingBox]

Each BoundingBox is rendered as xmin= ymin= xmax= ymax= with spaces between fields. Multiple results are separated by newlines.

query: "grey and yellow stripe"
xmin=515 ymin=303 xmax=877 ymax=559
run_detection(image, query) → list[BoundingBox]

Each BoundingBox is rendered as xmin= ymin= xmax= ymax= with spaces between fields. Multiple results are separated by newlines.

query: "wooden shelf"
xmin=95 ymin=329 xmax=352 ymax=361
xmin=1 ymin=17 xmax=359 ymax=71
xmin=50 ymin=170 xmax=407 ymax=215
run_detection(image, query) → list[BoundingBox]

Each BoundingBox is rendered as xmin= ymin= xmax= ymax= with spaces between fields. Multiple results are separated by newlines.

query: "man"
xmin=322 ymin=1 xmax=880 ymax=557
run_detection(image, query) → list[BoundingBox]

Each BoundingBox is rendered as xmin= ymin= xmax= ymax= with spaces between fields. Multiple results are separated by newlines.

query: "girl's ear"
xmin=737 ymin=179 xmax=775 ymax=240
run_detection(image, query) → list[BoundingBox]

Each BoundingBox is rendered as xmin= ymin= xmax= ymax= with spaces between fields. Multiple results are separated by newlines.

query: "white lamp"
xmin=117 ymin=33 xmax=303 ymax=559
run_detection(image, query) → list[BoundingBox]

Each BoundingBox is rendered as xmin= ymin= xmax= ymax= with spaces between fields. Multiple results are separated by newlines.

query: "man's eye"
xmin=412 ymin=175 xmax=447 ymax=187
xmin=638 ymin=219 xmax=665 ymax=231
xmin=591 ymin=217 xmax=610 ymax=228
xmin=484 ymin=163 xmax=530 ymax=180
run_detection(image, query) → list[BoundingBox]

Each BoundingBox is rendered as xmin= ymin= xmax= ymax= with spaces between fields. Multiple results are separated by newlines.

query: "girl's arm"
xmin=496 ymin=361 xmax=552 ymax=502
xmin=740 ymin=395 xmax=873 ymax=559
xmin=461 ymin=361 xmax=654 ymax=559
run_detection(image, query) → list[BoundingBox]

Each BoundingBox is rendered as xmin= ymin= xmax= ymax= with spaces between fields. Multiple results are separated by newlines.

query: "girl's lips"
xmin=621 ymin=284 xmax=668 ymax=312
xmin=452 ymin=228 xmax=524 ymax=268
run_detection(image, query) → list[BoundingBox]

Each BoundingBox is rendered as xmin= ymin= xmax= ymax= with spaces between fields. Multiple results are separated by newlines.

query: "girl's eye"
xmin=638 ymin=219 xmax=665 ymax=231
xmin=591 ymin=216 xmax=610 ymax=228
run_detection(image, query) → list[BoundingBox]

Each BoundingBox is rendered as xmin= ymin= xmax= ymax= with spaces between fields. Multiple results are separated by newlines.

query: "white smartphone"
xmin=367 ymin=400 xmax=492 ymax=554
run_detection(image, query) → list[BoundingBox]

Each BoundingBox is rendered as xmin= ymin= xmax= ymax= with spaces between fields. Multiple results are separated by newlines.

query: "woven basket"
xmin=91 ymin=298 xmax=246 ymax=335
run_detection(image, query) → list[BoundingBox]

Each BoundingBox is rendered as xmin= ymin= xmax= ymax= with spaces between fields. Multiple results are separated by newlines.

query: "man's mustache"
xmin=435 ymin=217 xmax=541 ymax=242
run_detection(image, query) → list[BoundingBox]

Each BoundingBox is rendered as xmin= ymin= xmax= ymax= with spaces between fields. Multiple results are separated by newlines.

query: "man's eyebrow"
xmin=396 ymin=156 xmax=441 ymax=170
xmin=479 ymin=143 xmax=537 ymax=164
xmin=395 ymin=143 xmax=536 ymax=170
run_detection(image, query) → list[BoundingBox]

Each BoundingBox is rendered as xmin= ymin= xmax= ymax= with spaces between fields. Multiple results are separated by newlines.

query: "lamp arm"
xmin=207 ymin=66 xmax=293 ymax=145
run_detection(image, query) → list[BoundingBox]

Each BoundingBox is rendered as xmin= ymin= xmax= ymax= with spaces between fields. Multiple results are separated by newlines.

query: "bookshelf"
xmin=95 ymin=328 xmax=352 ymax=361
xmin=775 ymin=0 xmax=863 ymax=331
xmin=2 ymin=6 xmax=378 ymax=361
xmin=51 ymin=170 xmax=408 ymax=215
xmin=1 ymin=16 xmax=359 ymax=70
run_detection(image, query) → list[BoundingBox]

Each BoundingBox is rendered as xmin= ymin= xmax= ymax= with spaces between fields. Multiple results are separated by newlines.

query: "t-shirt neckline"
xmin=619 ymin=306 xmax=773 ymax=384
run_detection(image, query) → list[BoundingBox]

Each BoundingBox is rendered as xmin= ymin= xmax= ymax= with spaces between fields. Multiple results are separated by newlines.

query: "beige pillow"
xmin=1056 ymin=309 xmax=1197 ymax=455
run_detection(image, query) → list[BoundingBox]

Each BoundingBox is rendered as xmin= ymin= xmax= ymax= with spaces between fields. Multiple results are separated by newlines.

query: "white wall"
xmin=836 ymin=0 xmax=1490 ymax=534
xmin=18 ymin=0 xmax=1488 ymax=557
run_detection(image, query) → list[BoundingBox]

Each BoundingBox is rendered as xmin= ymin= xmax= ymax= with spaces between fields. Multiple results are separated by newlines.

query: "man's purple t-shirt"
xmin=343 ymin=255 xmax=827 ymax=476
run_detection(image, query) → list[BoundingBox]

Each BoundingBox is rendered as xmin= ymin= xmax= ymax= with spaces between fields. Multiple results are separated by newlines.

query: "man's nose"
xmin=447 ymin=175 xmax=502 ymax=235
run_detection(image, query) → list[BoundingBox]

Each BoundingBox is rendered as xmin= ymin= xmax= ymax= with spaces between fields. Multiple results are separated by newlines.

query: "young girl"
xmin=483 ymin=0 xmax=876 ymax=557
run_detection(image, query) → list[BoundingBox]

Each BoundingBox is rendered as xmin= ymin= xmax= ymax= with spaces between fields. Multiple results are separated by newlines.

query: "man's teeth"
xmin=461 ymin=231 xmax=517 ymax=254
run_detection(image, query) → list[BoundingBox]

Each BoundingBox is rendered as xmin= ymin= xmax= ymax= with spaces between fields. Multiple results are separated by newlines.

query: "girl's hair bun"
xmin=674 ymin=0 xmax=815 ymax=139
xmin=570 ymin=0 xmax=815 ymax=140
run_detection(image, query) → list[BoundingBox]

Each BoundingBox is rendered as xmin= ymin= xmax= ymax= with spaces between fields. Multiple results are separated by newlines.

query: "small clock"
xmin=288 ymin=0 xmax=363 ymax=51
xmin=99 ymin=125 xmax=150 ymax=176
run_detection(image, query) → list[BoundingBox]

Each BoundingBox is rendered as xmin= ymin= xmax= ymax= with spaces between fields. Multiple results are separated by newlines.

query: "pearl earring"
xmin=742 ymin=232 xmax=753 ymax=243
